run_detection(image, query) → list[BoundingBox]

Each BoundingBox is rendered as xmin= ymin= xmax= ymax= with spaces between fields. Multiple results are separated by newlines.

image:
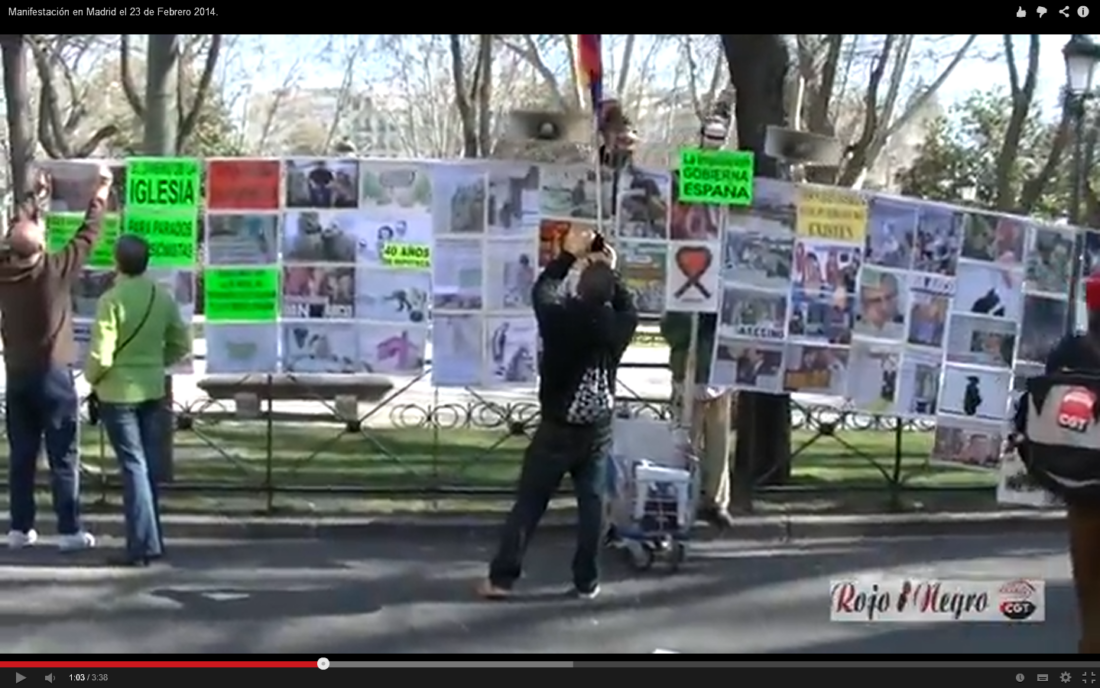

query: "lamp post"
xmin=1064 ymin=34 xmax=1100 ymax=334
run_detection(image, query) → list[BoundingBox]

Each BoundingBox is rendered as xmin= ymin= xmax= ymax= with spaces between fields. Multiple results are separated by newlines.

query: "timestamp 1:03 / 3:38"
xmin=68 ymin=675 xmax=108 ymax=682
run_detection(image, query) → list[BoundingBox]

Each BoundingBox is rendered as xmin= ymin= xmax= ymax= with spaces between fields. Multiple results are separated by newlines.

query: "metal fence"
xmin=0 ymin=352 xmax=983 ymax=514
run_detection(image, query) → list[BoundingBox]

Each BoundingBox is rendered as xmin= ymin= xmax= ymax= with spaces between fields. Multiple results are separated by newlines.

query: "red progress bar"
xmin=0 ymin=662 xmax=317 ymax=668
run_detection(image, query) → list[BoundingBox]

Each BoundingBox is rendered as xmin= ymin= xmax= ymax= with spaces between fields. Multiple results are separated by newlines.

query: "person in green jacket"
xmin=86 ymin=235 xmax=192 ymax=566
xmin=660 ymin=311 xmax=735 ymax=527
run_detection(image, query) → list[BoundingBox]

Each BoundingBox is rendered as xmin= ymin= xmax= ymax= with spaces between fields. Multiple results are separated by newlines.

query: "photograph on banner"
xmin=939 ymin=364 xmax=1012 ymax=421
xmin=485 ymin=240 xmax=538 ymax=311
xmin=432 ymin=313 xmax=484 ymax=387
xmin=788 ymin=285 xmax=852 ymax=344
xmin=281 ymin=266 xmax=355 ymax=319
xmin=539 ymin=219 xmax=597 ymax=267
xmin=853 ymin=267 xmax=907 ymax=341
xmin=720 ymin=226 xmax=793 ymax=289
xmin=865 ymin=198 xmax=918 ymax=270
xmin=46 ymin=213 xmax=120 ymax=268
xmin=205 ymin=324 xmax=280 ymax=374
xmin=360 ymin=162 xmax=432 ymax=212
xmin=284 ymin=158 xmax=358 ymax=209
xmin=959 ymin=213 xmax=1026 ymax=267
xmin=952 ymin=261 xmax=1023 ymax=321
xmin=149 ymin=269 xmax=196 ymax=321
xmin=38 ymin=159 xmax=125 ymax=213
xmin=281 ymin=210 xmax=365 ymax=263
xmin=913 ymin=205 xmax=963 ymax=275
xmin=906 ymin=273 xmax=952 ymax=349
xmin=72 ymin=270 xmax=116 ymax=318
xmin=616 ymin=166 xmax=670 ymax=239
xmin=945 ymin=314 xmax=1017 ymax=368
xmin=747 ymin=177 xmax=797 ymax=220
xmin=354 ymin=268 xmax=430 ymax=324
xmin=122 ymin=213 xmax=198 ymax=267
xmin=895 ymin=348 xmax=942 ymax=417
xmin=931 ymin=416 xmax=1003 ymax=469
xmin=206 ymin=159 xmax=281 ymax=211
xmin=367 ymin=217 xmax=432 ymax=267
xmin=432 ymin=238 xmax=483 ymax=310
xmin=710 ymin=337 xmax=785 ymax=392
xmin=718 ymin=286 xmax=787 ymax=340
xmin=794 ymin=185 xmax=867 ymax=245
xmin=204 ymin=268 xmax=281 ymax=323
xmin=205 ymin=214 xmax=279 ymax=265
xmin=282 ymin=322 xmax=360 ymax=373
xmin=619 ymin=242 xmax=667 ymax=314
xmin=431 ymin=165 xmax=486 ymax=235
xmin=487 ymin=163 xmax=540 ymax=235
xmin=847 ymin=342 xmax=900 ymax=415
xmin=485 ymin=316 xmax=538 ymax=385
xmin=71 ymin=320 xmax=92 ymax=370
xmin=538 ymin=165 xmax=611 ymax=221
xmin=669 ymin=173 xmax=721 ymax=241
xmin=782 ymin=343 xmax=850 ymax=396
xmin=665 ymin=240 xmax=721 ymax=313
xmin=1017 ymin=294 xmax=1069 ymax=365
xmin=359 ymin=325 xmax=428 ymax=375
xmin=792 ymin=240 xmax=860 ymax=294
xmin=1025 ymin=225 xmax=1074 ymax=295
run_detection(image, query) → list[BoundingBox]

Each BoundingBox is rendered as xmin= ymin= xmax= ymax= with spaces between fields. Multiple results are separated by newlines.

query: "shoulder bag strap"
xmin=90 ymin=285 xmax=157 ymax=387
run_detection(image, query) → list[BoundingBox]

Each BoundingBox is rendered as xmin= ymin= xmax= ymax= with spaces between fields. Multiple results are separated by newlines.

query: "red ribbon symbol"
xmin=673 ymin=246 xmax=713 ymax=299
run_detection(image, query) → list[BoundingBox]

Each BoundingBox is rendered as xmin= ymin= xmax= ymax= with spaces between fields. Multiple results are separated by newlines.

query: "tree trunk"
xmin=145 ymin=34 xmax=181 ymax=483
xmin=720 ymin=35 xmax=793 ymax=506
xmin=1 ymin=36 xmax=32 ymax=206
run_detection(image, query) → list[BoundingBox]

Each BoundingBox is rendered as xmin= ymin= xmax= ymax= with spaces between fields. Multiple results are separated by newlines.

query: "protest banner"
xmin=677 ymin=149 xmax=754 ymax=206
xmin=204 ymin=268 xmax=281 ymax=322
xmin=206 ymin=159 xmax=281 ymax=210
xmin=795 ymin=185 xmax=868 ymax=244
xmin=45 ymin=213 xmax=120 ymax=268
xmin=382 ymin=242 xmax=431 ymax=268
xmin=126 ymin=157 xmax=201 ymax=209
xmin=122 ymin=213 xmax=198 ymax=268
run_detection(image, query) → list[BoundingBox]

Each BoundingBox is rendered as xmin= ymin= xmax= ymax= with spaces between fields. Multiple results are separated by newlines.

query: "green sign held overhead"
xmin=126 ymin=157 xmax=201 ymax=210
xmin=45 ymin=213 xmax=120 ymax=269
xmin=678 ymin=149 xmax=754 ymax=206
xmin=204 ymin=268 xmax=280 ymax=323
xmin=122 ymin=211 xmax=198 ymax=268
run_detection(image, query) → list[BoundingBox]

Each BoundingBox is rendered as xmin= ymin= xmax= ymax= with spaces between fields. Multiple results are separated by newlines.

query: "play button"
xmin=15 ymin=674 xmax=24 ymax=684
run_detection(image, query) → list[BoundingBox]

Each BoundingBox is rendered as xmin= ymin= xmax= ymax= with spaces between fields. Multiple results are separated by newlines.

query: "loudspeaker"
xmin=506 ymin=110 xmax=589 ymax=144
xmin=764 ymin=126 xmax=844 ymax=166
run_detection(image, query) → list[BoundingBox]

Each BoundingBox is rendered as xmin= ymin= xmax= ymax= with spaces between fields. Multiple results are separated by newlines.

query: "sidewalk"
xmin=76 ymin=508 xmax=1068 ymax=541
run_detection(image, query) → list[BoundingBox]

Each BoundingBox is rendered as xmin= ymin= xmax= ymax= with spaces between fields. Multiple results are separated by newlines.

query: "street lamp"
xmin=1062 ymin=35 xmax=1100 ymax=334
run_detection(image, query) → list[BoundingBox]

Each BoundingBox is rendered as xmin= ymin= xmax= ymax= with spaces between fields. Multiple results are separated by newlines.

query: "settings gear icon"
xmin=1063 ymin=673 xmax=1073 ymax=683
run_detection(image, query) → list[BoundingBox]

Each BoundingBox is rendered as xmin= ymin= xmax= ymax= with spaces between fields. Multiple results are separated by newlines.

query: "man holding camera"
xmin=479 ymin=226 xmax=638 ymax=600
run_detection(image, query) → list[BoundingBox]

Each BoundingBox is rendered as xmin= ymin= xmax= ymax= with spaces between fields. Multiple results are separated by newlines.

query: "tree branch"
xmin=449 ymin=35 xmax=478 ymax=158
xmin=837 ymin=34 xmax=895 ymax=186
xmin=28 ymin=36 xmax=72 ymax=159
xmin=994 ymin=34 xmax=1041 ymax=210
xmin=177 ymin=33 xmax=222 ymax=150
xmin=497 ymin=35 xmax=569 ymax=110
xmin=1019 ymin=105 xmax=1070 ymax=212
xmin=119 ymin=34 xmax=146 ymax=118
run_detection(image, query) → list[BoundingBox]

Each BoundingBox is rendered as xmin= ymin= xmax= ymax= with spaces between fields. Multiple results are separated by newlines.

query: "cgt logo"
xmin=998 ymin=579 xmax=1038 ymax=621
xmin=1057 ymin=387 xmax=1097 ymax=433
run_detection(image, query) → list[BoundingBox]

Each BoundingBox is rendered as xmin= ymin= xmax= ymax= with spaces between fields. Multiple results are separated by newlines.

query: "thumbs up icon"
xmin=1017 ymin=5 xmax=1027 ymax=13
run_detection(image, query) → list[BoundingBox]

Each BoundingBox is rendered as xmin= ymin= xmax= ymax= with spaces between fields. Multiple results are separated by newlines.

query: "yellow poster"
xmin=795 ymin=186 xmax=868 ymax=245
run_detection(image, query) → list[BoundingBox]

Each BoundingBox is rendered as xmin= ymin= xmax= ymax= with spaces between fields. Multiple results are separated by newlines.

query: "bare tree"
xmin=449 ymin=34 xmax=494 ymax=158
xmin=1 ymin=35 xmax=32 ymax=201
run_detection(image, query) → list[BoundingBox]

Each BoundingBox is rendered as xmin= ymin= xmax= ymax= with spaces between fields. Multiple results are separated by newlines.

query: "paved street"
xmin=0 ymin=531 xmax=1077 ymax=654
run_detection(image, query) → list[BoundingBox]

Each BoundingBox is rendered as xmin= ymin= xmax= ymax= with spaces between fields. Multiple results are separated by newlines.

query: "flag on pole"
xmin=574 ymin=34 xmax=603 ymax=115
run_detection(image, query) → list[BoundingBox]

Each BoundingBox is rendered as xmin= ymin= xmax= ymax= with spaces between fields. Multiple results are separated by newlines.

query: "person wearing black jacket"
xmin=479 ymin=227 xmax=638 ymax=600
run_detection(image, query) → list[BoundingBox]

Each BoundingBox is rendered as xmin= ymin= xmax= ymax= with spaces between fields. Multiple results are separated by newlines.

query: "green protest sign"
xmin=45 ymin=212 xmax=120 ymax=268
xmin=382 ymin=242 xmax=431 ymax=268
xmin=122 ymin=210 xmax=197 ymax=268
xmin=204 ymin=268 xmax=280 ymax=323
xmin=678 ymin=149 xmax=754 ymax=206
xmin=126 ymin=157 xmax=200 ymax=210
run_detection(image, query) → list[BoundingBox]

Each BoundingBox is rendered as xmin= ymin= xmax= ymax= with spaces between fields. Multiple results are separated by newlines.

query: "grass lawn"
xmin=0 ymin=421 xmax=997 ymax=515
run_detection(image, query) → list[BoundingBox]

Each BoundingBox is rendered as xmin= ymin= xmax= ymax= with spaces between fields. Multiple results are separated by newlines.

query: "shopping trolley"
xmin=605 ymin=417 xmax=701 ymax=572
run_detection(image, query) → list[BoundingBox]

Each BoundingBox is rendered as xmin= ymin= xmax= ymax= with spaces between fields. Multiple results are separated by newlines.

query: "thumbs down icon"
xmin=1038 ymin=5 xmax=1048 ymax=14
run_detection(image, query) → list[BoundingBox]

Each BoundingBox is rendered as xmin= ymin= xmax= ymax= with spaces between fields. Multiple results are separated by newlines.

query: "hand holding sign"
xmin=562 ymin=224 xmax=595 ymax=258
xmin=93 ymin=165 xmax=114 ymax=203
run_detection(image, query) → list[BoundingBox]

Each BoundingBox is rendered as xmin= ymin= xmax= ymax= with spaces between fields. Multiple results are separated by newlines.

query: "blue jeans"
xmin=489 ymin=419 xmax=610 ymax=591
xmin=99 ymin=400 xmax=165 ymax=559
xmin=6 ymin=364 xmax=82 ymax=535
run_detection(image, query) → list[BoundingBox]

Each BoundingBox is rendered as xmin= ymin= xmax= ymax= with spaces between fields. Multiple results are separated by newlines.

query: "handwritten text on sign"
xmin=204 ymin=268 xmax=281 ymax=323
xmin=126 ymin=157 xmax=201 ymax=210
xmin=382 ymin=242 xmax=431 ymax=268
xmin=45 ymin=213 xmax=120 ymax=269
xmin=123 ymin=211 xmax=198 ymax=268
xmin=678 ymin=149 xmax=754 ymax=206
xmin=795 ymin=186 xmax=868 ymax=244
